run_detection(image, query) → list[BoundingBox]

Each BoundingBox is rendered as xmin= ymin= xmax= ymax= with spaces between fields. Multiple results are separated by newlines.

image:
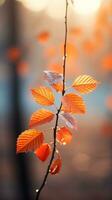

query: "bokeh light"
xmin=0 ymin=0 xmax=6 ymax=6
xmin=19 ymin=0 xmax=49 ymax=12
xmin=46 ymin=0 xmax=66 ymax=20
xmin=74 ymin=0 xmax=102 ymax=15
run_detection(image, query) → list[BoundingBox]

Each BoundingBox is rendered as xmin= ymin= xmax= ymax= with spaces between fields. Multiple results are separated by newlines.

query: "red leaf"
xmin=57 ymin=127 xmax=72 ymax=145
xmin=50 ymin=158 xmax=62 ymax=175
xmin=35 ymin=143 xmax=51 ymax=162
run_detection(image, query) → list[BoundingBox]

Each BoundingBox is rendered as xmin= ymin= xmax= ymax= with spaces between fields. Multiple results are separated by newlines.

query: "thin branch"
xmin=62 ymin=0 xmax=68 ymax=96
xmin=35 ymin=1 xmax=69 ymax=199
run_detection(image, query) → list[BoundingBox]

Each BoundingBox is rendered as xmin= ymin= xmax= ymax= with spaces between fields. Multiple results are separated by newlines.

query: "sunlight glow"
xmin=74 ymin=0 xmax=102 ymax=15
xmin=20 ymin=0 xmax=49 ymax=12
xmin=0 ymin=0 xmax=5 ymax=6
xmin=46 ymin=0 xmax=66 ymax=20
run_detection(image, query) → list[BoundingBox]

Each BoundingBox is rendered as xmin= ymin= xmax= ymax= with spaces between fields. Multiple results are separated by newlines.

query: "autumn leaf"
xmin=72 ymin=75 xmax=99 ymax=94
xmin=43 ymin=70 xmax=63 ymax=84
xmin=43 ymin=71 xmax=63 ymax=92
xmin=57 ymin=127 xmax=72 ymax=145
xmin=35 ymin=143 xmax=51 ymax=162
xmin=60 ymin=112 xmax=77 ymax=130
xmin=62 ymin=93 xmax=86 ymax=114
xmin=31 ymin=86 xmax=55 ymax=106
xmin=49 ymin=157 xmax=62 ymax=175
xmin=37 ymin=31 xmax=50 ymax=43
xmin=51 ymin=82 xmax=63 ymax=92
xmin=16 ymin=129 xmax=44 ymax=153
xmin=29 ymin=109 xmax=54 ymax=128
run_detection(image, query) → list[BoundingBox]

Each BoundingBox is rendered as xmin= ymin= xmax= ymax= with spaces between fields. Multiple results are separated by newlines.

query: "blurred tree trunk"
xmin=7 ymin=0 xmax=31 ymax=199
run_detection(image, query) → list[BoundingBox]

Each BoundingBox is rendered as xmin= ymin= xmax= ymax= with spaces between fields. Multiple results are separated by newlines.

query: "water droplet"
xmin=36 ymin=189 xmax=39 ymax=193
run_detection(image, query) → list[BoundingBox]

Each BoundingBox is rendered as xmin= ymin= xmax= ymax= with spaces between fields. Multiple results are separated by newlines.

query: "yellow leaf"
xmin=72 ymin=75 xmax=99 ymax=94
xmin=16 ymin=129 xmax=44 ymax=153
xmin=29 ymin=109 xmax=54 ymax=128
xmin=62 ymin=93 xmax=86 ymax=114
xmin=31 ymin=86 xmax=55 ymax=106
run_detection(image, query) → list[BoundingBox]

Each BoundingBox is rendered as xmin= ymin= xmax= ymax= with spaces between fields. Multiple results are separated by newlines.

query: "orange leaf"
xmin=29 ymin=109 xmax=54 ymax=128
xmin=35 ymin=143 xmax=51 ymax=162
xmin=62 ymin=93 xmax=86 ymax=114
xmin=16 ymin=129 xmax=44 ymax=153
xmin=31 ymin=86 xmax=55 ymax=106
xmin=51 ymin=83 xmax=63 ymax=92
xmin=57 ymin=127 xmax=72 ymax=145
xmin=72 ymin=75 xmax=99 ymax=94
xmin=50 ymin=158 xmax=62 ymax=175
xmin=37 ymin=31 xmax=50 ymax=43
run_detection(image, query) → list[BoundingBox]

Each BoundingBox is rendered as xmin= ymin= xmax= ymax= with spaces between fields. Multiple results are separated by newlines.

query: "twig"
xmin=35 ymin=1 xmax=69 ymax=199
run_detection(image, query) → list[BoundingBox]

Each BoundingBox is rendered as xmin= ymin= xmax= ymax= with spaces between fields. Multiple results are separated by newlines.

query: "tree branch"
xmin=35 ymin=1 xmax=68 ymax=199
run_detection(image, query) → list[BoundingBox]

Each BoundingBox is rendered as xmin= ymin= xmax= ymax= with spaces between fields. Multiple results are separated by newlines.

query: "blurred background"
xmin=0 ymin=0 xmax=112 ymax=199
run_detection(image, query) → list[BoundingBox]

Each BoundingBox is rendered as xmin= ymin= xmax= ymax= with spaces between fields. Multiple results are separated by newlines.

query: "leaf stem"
xmin=35 ymin=1 xmax=68 ymax=199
